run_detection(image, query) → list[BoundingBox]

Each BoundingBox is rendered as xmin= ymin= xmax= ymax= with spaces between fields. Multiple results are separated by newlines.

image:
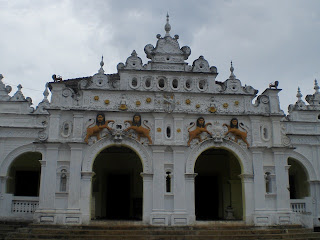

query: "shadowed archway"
xmin=194 ymin=148 xmax=243 ymax=220
xmin=92 ymin=146 xmax=143 ymax=220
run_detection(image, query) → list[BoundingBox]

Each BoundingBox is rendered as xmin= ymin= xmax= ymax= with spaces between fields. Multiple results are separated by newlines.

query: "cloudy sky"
xmin=1 ymin=0 xmax=319 ymax=113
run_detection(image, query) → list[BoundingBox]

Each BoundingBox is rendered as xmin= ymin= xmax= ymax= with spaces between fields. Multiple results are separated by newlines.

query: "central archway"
xmin=92 ymin=146 xmax=143 ymax=220
xmin=194 ymin=148 xmax=243 ymax=220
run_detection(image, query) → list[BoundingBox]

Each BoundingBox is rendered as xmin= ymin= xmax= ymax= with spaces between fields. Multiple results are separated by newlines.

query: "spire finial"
xmin=314 ymin=79 xmax=319 ymax=93
xmin=99 ymin=56 xmax=105 ymax=74
xmin=296 ymin=87 xmax=302 ymax=100
xmin=229 ymin=61 xmax=236 ymax=79
xmin=165 ymin=13 xmax=171 ymax=37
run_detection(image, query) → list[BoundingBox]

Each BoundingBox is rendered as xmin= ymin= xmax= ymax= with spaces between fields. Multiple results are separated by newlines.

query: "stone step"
xmin=3 ymin=222 xmax=320 ymax=240
xmin=5 ymin=233 xmax=320 ymax=240
xmin=14 ymin=228 xmax=313 ymax=236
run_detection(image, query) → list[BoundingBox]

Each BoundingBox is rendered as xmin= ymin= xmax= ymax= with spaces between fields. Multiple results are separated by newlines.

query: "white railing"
xmin=12 ymin=196 xmax=39 ymax=214
xmin=290 ymin=197 xmax=312 ymax=213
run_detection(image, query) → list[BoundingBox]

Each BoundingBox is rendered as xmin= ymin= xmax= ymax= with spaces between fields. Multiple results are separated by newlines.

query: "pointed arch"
xmin=82 ymin=137 xmax=153 ymax=173
xmin=185 ymin=139 xmax=252 ymax=175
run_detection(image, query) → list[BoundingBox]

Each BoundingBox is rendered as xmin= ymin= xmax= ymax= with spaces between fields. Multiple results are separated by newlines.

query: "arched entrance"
xmin=288 ymin=158 xmax=310 ymax=199
xmin=92 ymin=146 xmax=143 ymax=220
xmin=194 ymin=148 xmax=243 ymax=220
xmin=7 ymin=152 xmax=41 ymax=197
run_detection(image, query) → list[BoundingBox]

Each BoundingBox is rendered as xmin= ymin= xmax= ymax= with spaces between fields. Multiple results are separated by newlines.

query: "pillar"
xmin=38 ymin=143 xmax=59 ymax=210
xmin=68 ymin=143 xmax=84 ymax=210
xmin=80 ymin=172 xmax=95 ymax=224
xmin=185 ymin=173 xmax=197 ymax=223
xmin=141 ymin=173 xmax=153 ymax=224
xmin=273 ymin=150 xmax=290 ymax=212
xmin=239 ymin=174 xmax=254 ymax=224
xmin=251 ymin=148 xmax=266 ymax=210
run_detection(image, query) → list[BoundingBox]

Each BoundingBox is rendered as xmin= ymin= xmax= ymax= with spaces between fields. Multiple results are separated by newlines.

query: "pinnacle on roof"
xmin=296 ymin=87 xmax=302 ymax=101
xmin=165 ymin=13 xmax=171 ymax=37
xmin=314 ymin=79 xmax=319 ymax=93
xmin=99 ymin=56 xmax=105 ymax=74
xmin=229 ymin=61 xmax=236 ymax=79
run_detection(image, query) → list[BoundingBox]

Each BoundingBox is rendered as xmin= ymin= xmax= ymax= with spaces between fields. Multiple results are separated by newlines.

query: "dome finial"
xmin=296 ymin=87 xmax=302 ymax=100
xmin=165 ymin=12 xmax=171 ymax=37
xmin=229 ymin=61 xmax=236 ymax=79
xmin=99 ymin=55 xmax=105 ymax=74
xmin=314 ymin=79 xmax=319 ymax=93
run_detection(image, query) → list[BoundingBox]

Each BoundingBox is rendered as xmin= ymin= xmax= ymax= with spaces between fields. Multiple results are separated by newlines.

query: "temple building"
xmin=0 ymin=16 xmax=320 ymax=228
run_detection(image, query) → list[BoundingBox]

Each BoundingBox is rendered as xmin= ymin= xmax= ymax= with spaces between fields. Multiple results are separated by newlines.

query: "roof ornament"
xmin=43 ymin=83 xmax=49 ymax=103
xmin=314 ymin=79 xmax=319 ymax=93
xmin=164 ymin=12 xmax=171 ymax=37
xmin=229 ymin=61 xmax=236 ymax=79
xmin=99 ymin=55 xmax=105 ymax=74
xmin=131 ymin=50 xmax=137 ymax=57
xmin=296 ymin=87 xmax=303 ymax=101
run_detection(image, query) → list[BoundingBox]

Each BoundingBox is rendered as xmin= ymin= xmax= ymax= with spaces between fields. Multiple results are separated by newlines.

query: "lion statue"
xmin=124 ymin=113 xmax=152 ymax=145
xmin=223 ymin=118 xmax=249 ymax=148
xmin=84 ymin=113 xmax=114 ymax=144
xmin=187 ymin=117 xmax=212 ymax=146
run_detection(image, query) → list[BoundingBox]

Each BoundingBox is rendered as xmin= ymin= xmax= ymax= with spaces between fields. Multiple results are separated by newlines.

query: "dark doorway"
xmin=194 ymin=148 xmax=243 ymax=220
xmin=92 ymin=146 xmax=143 ymax=220
xmin=15 ymin=171 xmax=40 ymax=196
xmin=195 ymin=175 xmax=219 ymax=220
xmin=106 ymin=174 xmax=130 ymax=219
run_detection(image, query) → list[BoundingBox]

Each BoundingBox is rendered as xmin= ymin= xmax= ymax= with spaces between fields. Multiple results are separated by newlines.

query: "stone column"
xmin=151 ymin=146 xmax=165 ymax=212
xmin=172 ymin=146 xmax=186 ymax=212
xmin=172 ymin=114 xmax=185 ymax=145
xmin=141 ymin=173 xmax=153 ymax=224
xmin=271 ymin=117 xmax=282 ymax=147
xmin=153 ymin=113 xmax=166 ymax=144
xmin=0 ymin=176 xmax=10 ymax=216
xmin=38 ymin=143 xmax=59 ymax=210
xmin=239 ymin=174 xmax=254 ymax=224
xmin=273 ymin=150 xmax=291 ymax=211
xmin=0 ymin=176 xmax=8 ymax=195
xmin=185 ymin=173 xmax=197 ymax=223
xmin=80 ymin=172 xmax=95 ymax=225
xmin=72 ymin=112 xmax=84 ymax=142
xmin=251 ymin=148 xmax=266 ymax=210
xmin=48 ymin=113 xmax=61 ymax=141
xmin=309 ymin=180 xmax=320 ymax=222
xmin=249 ymin=117 xmax=262 ymax=147
xmin=68 ymin=143 xmax=84 ymax=210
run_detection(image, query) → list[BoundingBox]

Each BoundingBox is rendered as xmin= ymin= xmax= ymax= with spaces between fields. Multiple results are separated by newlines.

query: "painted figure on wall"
xmin=187 ymin=116 xmax=212 ymax=146
xmin=84 ymin=113 xmax=114 ymax=144
xmin=223 ymin=118 xmax=249 ymax=147
xmin=124 ymin=113 xmax=152 ymax=145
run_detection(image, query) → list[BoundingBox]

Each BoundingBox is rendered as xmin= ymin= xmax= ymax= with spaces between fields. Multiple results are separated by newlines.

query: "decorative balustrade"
xmin=290 ymin=197 xmax=311 ymax=213
xmin=11 ymin=196 xmax=39 ymax=214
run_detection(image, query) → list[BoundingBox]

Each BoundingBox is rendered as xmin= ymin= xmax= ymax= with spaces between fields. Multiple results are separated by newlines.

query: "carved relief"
xmin=84 ymin=113 xmax=114 ymax=144
xmin=124 ymin=113 xmax=152 ymax=145
xmin=187 ymin=117 xmax=212 ymax=146
xmin=223 ymin=118 xmax=250 ymax=148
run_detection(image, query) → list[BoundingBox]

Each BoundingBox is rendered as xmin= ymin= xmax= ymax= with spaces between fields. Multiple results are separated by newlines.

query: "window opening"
xmin=132 ymin=78 xmax=138 ymax=87
xmin=265 ymin=172 xmax=271 ymax=193
xmin=166 ymin=171 xmax=171 ymax=193
xmin=158 ymin=78 xmax=165 ymax=88
xmin=60 ymin=169 xmax=67 ymax=192
xmin=166 ymin=126 xmax=171 ymax=138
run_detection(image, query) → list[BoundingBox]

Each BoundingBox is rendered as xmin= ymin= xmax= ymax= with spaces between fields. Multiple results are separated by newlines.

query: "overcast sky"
xmin=1 ymin=0 xmax=319 ymax=113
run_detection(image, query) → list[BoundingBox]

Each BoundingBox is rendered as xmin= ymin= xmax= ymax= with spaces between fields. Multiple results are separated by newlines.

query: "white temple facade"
xmin=1 ymin=16 xmax=320 ymax=228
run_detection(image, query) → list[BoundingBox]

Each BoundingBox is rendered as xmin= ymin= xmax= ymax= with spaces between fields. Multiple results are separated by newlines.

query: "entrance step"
xmin=3 ymin=222 xmax=320 ymax=240
xmin=0 ymin=221 xmax=31 ymax=240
